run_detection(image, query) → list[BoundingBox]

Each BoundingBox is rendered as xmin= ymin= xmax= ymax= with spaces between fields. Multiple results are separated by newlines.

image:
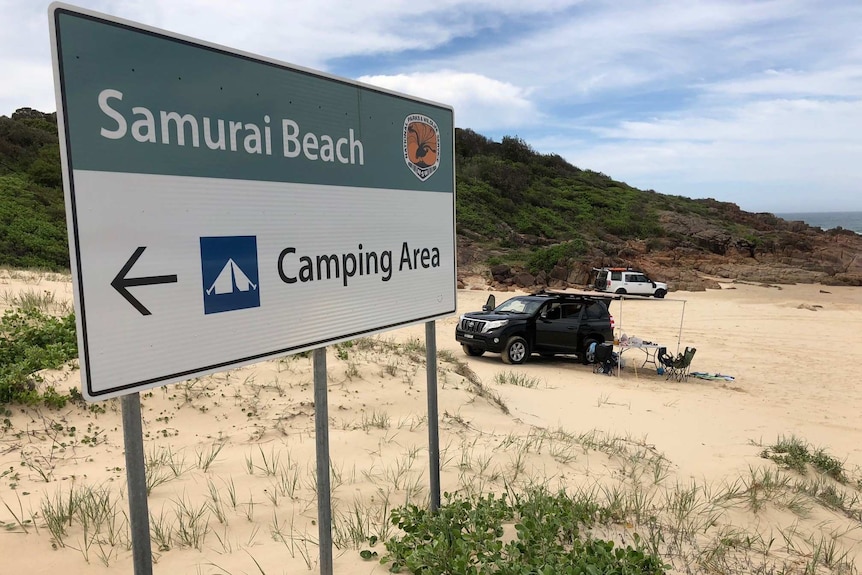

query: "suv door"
xmin=534 ymin=301 xmax=583 ymax=353
xmin=626 ymin=273 xmax=652 ymax=295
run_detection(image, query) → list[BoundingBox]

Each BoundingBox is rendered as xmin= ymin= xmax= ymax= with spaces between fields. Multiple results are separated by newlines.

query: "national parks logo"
xmin=403 ymin=114 xmax=440 ymax=181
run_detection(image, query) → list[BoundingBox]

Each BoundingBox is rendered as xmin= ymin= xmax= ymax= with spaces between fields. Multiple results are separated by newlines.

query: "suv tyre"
xmin=654 ymin=289 xmax=667 ymax=299
xmin=462 ymin=344 xmax=485 ymax=357
xmin=502 ymin=336 xmax=529 ymax=364
xmin=582 ymin=337 xmax=598 ymax=364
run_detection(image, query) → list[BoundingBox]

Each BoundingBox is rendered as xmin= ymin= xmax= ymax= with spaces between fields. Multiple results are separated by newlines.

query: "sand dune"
xmin=1 ymin=271 xmax=860 ymax=574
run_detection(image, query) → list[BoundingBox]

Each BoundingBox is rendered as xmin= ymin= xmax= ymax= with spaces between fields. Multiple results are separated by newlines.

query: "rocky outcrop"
xmin=456 ymin=218 xmax=862 ymax=292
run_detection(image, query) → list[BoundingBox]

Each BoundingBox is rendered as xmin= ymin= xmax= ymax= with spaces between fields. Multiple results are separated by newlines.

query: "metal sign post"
xmin=425 ymin=321 xmax=441 ymax=511
xmin=120 ymin=393 xmax=153 ymax=575
xmin=313 ymin=348 xmax=333 ymax=574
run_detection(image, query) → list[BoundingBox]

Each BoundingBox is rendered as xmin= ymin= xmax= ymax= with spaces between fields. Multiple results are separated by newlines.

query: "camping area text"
xmin=278 ymin=242 xmax=441 ymax=287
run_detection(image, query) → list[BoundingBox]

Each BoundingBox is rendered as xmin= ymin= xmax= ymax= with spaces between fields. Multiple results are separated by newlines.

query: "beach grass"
xmin=1 ymin=288 xmax=861 ymax=573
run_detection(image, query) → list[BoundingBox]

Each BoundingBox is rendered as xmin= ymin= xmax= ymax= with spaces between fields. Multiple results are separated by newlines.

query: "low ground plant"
xmin=494 ymin=371 xmax=541 ymax=388
xmin=377 ymin=488 xmax=667 ymax=574
xmin=760 ymin=435 xmax=848 ymax=483
xmin=1 ymin=288 xmax=70 ymax=315
xmin=0 ymin=307 xmax=77 ymax=406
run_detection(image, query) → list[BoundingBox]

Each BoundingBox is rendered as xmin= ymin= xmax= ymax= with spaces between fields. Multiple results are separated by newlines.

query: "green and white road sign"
xmin=50 ymin=3 xmax=456 ymax=400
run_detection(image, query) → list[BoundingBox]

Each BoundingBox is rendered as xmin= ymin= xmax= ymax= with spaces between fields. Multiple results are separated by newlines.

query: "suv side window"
xmin=543 ymin=302 xmax=562 ymax=320
xmin=611 ymin=271 xmax=622 ymax=281
xmin=561 ymin=303 xmax=582 ymax=318
xmin=584 ymin=302 xmax=606 ymax=319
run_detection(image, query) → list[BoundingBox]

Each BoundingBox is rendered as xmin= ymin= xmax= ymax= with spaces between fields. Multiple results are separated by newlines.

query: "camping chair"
xmin=657 ymin=347 xmax=676 ymax=377
xmin=593 ymin=343 xmax=617 ymax=376
xmin=669 ymin=347 xmax=697 ymax=381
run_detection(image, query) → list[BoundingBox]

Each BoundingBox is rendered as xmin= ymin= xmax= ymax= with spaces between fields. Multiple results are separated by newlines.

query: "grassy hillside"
xmin=0 ymin=109 xmax=67 ymax=271
xmin=456 ymin=130 xmax=663 ymax=241
xmin=452 ymin=129 xmax=806 ymax=275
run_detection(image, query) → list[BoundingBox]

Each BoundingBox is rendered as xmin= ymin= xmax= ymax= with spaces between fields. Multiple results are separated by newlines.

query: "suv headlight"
xmin=482 ymin=319 xmax=508 ymax=333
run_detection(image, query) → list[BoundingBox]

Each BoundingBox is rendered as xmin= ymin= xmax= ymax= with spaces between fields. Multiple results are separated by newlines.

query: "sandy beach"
xmin=1 ymin=270 xmax=861 ymax=574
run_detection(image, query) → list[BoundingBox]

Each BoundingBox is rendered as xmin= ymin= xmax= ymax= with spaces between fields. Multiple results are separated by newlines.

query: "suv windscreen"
xmin=495 ymin=298 xmax=541 ymax=315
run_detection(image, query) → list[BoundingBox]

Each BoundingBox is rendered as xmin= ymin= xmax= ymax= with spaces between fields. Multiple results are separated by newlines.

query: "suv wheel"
xmin=582 ymin=338 xmax=598 ymax=364
xmin=615 ymin=288 xmax=627 ymax=295
xmin=654 ymin=289 xmax=667 ymax=299
xmin=462 ymin=344 xmax=485 ymax=357
xmin=502 ymin=336 xmax=529 ymax=364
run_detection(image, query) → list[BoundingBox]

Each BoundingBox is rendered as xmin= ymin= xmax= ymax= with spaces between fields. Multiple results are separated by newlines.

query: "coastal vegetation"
xmin=0 ymin=108 xmax=67 ymax=271
xmin=3 ymin=107 xmax=852 ymax=281
xmin=451 ymin=129 xmax=841 ymax=279
xmin=0 ymin=285 xmax=77 ymax=407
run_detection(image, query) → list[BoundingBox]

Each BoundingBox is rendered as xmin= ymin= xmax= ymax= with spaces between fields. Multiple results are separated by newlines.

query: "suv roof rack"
xmin=530 ymin=288 xmax=619 ymax=300
xmin=530 ymin=288 xmax=583 ymax=296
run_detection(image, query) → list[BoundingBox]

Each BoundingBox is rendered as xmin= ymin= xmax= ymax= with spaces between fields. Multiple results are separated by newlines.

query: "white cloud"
xmin=405 ymin=0 xmax=819 ymax=102
xmin=0 ymin=0 xmax=579 ymax=113
xmin=358 ymin=71 xmax=540 ymax=130
xmin=2 ymin=0 xmax=862 ymax=211
xmin=594 ymin=99 xmax=862 ymax=142
xmin=0 ymin=61 xmax=56 ymax=114
xmin=94 ymin=0 xmax=585 ymax=67
xmin=536 ymin=97 xmax=862 ymax=211
xmin=703 ymin=67 xmax=862 ymax=98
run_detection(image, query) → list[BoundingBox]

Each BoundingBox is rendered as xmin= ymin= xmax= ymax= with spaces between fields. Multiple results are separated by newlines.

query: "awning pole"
xmin=677 ymin=300 xmax=686 ymax=355
xmin=618 ymin=296 xmax=624 ymax=337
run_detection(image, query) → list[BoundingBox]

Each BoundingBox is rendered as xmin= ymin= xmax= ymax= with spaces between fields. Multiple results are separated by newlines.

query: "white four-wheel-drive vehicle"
xmin=593 ymin=267 xmax=668 ymax=298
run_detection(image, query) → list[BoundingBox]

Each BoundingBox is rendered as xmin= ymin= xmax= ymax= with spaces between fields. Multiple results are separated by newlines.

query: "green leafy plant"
xmin=0 ymin=307 xmax=77 ymax=406
xmin=526 ymin=240 xmax=587 ymax=275
xmin=760 ymin=435 xmax=847 ymax=483
xmin=380 ymin=488 xmax=667 ymax=574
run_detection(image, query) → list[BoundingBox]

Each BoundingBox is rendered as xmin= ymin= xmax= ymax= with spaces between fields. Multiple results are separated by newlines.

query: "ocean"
xmin=775 ymin=211 xmax=862 ymax=235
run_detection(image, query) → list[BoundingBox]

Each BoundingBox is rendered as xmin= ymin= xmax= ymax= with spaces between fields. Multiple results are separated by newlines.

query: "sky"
xmin=2 ymin=0 xmax=861 ymax=213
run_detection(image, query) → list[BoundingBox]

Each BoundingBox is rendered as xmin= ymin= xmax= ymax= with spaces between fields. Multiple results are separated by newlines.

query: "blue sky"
xmin=2 ymin=0 xmax=860 ymax=213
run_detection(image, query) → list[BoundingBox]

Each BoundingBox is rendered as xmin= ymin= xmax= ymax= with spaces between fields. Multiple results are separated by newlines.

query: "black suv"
xmin=455 ymin=290 xmax=615 ymax=364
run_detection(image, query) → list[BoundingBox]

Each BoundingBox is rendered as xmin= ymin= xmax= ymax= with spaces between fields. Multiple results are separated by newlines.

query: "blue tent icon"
xmin=200 ymin=236 xmax=260 ymax=314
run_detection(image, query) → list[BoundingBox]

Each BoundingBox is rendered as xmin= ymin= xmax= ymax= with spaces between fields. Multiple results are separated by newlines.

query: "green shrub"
xmin=0 ymin=307 xmax=77 ymax=407
xmin=0 ymin=174 xmax=69 ymax=271
xmin=527 ymin=240 xmax=586 ymax=275
xmin=380 ymin=488 xmax=666 ymax=574
xmin=760 ymin=435 xmax=848 ymax=483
